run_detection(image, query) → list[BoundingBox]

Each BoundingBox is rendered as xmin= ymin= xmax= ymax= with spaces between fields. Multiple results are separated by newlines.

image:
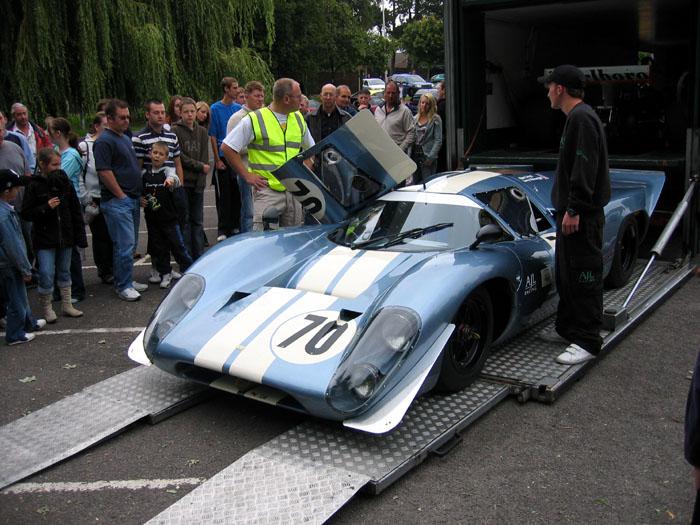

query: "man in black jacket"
xmin=539 ymin=65 xmax=611 ymax=365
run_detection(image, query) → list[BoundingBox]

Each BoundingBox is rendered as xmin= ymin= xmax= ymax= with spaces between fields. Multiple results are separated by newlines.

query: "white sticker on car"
xmin=270 ymin=310 xmax=358 ymax=365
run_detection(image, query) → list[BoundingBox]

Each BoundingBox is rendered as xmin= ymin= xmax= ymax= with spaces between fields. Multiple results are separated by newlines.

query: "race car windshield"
xmin=333 ymin=200 xmax=487 ymax=252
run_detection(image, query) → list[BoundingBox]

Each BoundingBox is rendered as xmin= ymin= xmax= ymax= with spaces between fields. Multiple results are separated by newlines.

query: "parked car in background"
xmin=361 ymin=78 xmax=385 ymax=95
xmin=407 ymin=88 xmax=439 ymax=114
xmin=390 ymin=73 xmax=433 ymax=98
xmin=306 ymin=99 xmax=320 ymax=116
xmin=430 ymin=73 xmax=445 ymax=87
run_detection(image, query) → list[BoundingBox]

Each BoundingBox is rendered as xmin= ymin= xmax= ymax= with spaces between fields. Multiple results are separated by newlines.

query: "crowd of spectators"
xmin=0 ymin=76 xmax=447 ymax=344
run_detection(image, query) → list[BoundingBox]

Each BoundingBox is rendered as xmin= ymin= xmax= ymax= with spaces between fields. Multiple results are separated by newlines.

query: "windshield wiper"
xmin=350 ymin=222 xmax=454 ymax=250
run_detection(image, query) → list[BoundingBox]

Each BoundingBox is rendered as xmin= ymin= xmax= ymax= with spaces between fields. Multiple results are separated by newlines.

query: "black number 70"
xmin=278 ymin=314 xmax=348 ymax=355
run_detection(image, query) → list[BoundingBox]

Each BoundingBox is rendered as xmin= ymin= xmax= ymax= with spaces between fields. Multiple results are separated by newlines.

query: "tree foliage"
xmin=399 ymin=15 xmax=444 ymax=71
xmin=0 ymin=0 xmax=275 ymax=118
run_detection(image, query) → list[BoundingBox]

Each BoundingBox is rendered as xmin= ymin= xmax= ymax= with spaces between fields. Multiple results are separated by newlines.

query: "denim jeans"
xmin=0 ymin=268 xmax=37 ymax=342
xmin=183 ymin=187 xmax=204 ymax=260
xmin=37 ymin=247 xmax=71 ymax=295
xmin=101 ymin=196 xmax=140 ymax=292
xmin=238 ymin=175 xmax=253 ymax=233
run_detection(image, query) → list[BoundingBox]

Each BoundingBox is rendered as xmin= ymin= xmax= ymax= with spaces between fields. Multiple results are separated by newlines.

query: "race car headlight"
xmin=144 ymin=274 xmax=205 ymax=358
xmin=327 ymin=307 xmax=420 ymax=414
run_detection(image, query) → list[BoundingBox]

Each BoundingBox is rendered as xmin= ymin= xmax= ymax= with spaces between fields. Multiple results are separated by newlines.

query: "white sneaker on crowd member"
xmin=33 ymin=319 xmax=47 ymax=329
xmin=539 ymin=328 xmax=568 ymax=344
xmin=555 ymin=343 xmax=596 ymax=365
xmin=160 ymin=273 xmax=173 ymax=289
xmin=0 ymin=317 xmax=6 ymax=328
xmin=117 ymin=287 xmax=141 ymax=302
xmin=217 ymin=234 xmax=227 ymax=242
xmin=8 ymin=332 xmax=36 ymax=345
xmin=132 ymin=281 xmax=149 ymax=292
xmin=149 ymin=268 xmax=161 ymax=283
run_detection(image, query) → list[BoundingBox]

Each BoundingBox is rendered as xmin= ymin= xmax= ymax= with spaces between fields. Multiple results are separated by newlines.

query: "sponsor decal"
xmin=524 ymin=273 xmax=537 ymax=295
xmin=518 ymin=174 xmax=549 ymax=183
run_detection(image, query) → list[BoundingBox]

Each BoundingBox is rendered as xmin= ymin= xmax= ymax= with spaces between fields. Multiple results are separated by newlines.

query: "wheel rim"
xmin=451 ymin=299 xmax=487 ymax=370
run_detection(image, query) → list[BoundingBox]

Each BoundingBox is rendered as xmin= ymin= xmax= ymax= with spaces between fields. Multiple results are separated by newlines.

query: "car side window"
xmin=308 ymin=147 xmax=382 ymax=207
xmin=474 ymin=187 xmax=547 ymax=236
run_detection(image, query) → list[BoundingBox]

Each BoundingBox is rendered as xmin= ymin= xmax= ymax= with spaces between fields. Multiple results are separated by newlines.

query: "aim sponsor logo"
xmin=524 ymin=273 xmax=537 ymax=295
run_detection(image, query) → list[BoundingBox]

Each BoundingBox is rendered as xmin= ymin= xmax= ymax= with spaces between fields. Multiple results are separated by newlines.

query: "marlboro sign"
xmin=542 ymin=65 xmax=651 ymax=84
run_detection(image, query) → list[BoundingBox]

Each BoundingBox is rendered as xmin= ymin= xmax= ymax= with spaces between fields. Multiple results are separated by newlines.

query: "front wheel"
xmin=605 ymin=216 xmax=639 ymax=288
xmin=436 ymin=287 xmax=493 ymax=392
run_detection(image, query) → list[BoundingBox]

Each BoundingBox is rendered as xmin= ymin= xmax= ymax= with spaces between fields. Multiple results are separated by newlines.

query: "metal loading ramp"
xmin=481 ymin=259 xmax=693 ymax=402
xmin=0 ymin=365 xmax=208 ymax=489
xmin=147 ymin=381 xmax=508 ymax=524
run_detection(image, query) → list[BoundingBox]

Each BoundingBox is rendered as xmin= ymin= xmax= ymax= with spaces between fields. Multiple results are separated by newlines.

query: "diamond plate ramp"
xmin=482 ymin=260 xmax=692 ymax=400
xmin=0 ymin=366 xmax=206 ymax=489
xmin=149 ymin=381 xmax=508 ymax=524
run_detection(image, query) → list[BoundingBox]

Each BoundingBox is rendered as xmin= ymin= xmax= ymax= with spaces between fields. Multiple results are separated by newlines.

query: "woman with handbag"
xmin=410 ymin=93 xmax=443 ymax=184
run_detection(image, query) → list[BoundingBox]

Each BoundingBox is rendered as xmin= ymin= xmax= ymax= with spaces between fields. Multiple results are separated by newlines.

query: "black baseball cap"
xmin=0 ymin=169 xmax=29 ymax=191
xmin=538 ymin=64 xmax=586 ymax=89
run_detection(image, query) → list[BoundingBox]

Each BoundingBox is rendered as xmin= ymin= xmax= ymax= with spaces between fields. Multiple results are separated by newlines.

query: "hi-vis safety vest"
xmin=248 ymin=107 xmax=307 ymax=192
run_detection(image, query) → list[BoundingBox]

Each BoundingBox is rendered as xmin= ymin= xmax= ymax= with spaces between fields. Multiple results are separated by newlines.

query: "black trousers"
xmin=88 ymin=203 xmax=113 ymax=279
xmin=554 ymin=211 xmax=605 ymax=355
xmin=146 ymin=218 xmax=192 ymax=276
xmin=213 ymin=162 xmax=241 ymax=236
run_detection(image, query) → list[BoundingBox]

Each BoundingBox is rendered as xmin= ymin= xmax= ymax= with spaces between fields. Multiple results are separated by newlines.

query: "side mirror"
xmin=470 ymin=223 xmax=503 ymax=250
xmin=262 ymin=206 xmax=280 ymax=231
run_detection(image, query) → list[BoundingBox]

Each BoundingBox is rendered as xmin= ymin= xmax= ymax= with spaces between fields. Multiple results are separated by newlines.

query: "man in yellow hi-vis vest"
xmin=222 ymin=78 xmax=315 ymax=231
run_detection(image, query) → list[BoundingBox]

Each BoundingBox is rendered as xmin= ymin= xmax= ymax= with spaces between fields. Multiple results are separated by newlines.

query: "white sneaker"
xmin=160 ymin=273 xmax=173 ymax=289
xmin=216 ymin=234 xmax=227 ymax=242
xmin=132 ymin=281 xmax=149 ymax=292
xmin=171 ymin=270 xmax=182 ymax=280
xmin=118 ymin=287 xmax=141 ymax=301
xmin=8 ymin=332 xmax=35 ymax=345
xmin=0 ymin=317 xmax=6 ymax=328
xmin=34 ymin=319 xmax=47 ymax=330
xmin=148 ymin=268 xmax=161 ymax=283
xmin=555 ymin=343 xmax=596 ymax=365
xmin=539 ymin=328 xmax=568 ymax=344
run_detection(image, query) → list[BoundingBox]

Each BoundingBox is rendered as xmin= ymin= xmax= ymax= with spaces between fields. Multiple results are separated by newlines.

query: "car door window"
xmin=474 ymin=187 xmax=549 ymax=236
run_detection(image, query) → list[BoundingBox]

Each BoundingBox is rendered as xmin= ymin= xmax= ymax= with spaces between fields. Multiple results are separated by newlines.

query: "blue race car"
xmin=129 ymin=111 xmax=664 ymax=434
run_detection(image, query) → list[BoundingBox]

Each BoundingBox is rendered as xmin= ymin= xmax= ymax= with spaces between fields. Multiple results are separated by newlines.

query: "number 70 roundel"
xmin=270 ymin=310 xmax=358 ymax=365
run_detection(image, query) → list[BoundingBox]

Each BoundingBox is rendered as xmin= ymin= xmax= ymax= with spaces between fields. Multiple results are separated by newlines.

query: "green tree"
xmin=399 ymin=15 xmax=443 ymax=71
xmin=1 ymin=0 xmax=275 ymax=118
xmin=361 ymin=33 xmax=397 ymax=77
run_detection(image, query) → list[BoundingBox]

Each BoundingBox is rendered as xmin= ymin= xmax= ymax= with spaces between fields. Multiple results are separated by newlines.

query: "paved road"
xmin=0 ymin=186 xmax=697 ymax=524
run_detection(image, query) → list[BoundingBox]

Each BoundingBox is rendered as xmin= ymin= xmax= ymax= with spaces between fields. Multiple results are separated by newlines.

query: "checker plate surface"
xmin=149 ymin=381 xmax=507 ymax=524
xmin=0 ymin=366 xmax=205 ymax=489
xmin=482 ymin=261 xmax=682 ymax=386
xmin=147 ymin=450 xmax=368 ymax=525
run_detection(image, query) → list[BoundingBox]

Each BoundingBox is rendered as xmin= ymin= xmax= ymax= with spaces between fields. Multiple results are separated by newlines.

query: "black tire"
xmin=605 ymin=216 xmax=639 ymax=288
xmin=436 ymin=287 xmax=493 ymax=392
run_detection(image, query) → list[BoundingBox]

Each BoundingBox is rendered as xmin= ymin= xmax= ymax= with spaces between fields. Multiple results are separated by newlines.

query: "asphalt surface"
xmin=0 ymin=184 xmax=698 ymax=525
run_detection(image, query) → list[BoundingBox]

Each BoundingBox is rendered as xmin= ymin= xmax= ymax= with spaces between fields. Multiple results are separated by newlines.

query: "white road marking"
xmin=1 ymin=327 xmax=145 ymax=337
xmin=1 ymin=478 xmax=205 ymax=494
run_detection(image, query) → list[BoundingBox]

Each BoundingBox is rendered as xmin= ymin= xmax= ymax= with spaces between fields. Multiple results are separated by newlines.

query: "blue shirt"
xmin=60 ymin=147 xmax=84 ymax=196
xmin=94 ymin=129 xmax=142 ymax=200
xmin=209 ymin=100 xmax=241 ymax=157
xmin=0 ymin=200 xmax=31 ymax=275
xmin=4 ymin=131 xmax=35 ymax=173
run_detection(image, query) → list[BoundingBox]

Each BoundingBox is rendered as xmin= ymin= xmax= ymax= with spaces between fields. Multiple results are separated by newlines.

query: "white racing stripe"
xmin=331 ymin=250 xmax=401 ymax=299
xmin=1 ymin=478 xmax=205 ymax=494
xmin=294 ymin=246 xmax=357 ymax=295
xmin=194 ymin=288 xmax=300 ymax=371
xmin=427 ymin=171 xmax=498 ymax=194
xmin=228 ymin=291 xmax=336 ymax=383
